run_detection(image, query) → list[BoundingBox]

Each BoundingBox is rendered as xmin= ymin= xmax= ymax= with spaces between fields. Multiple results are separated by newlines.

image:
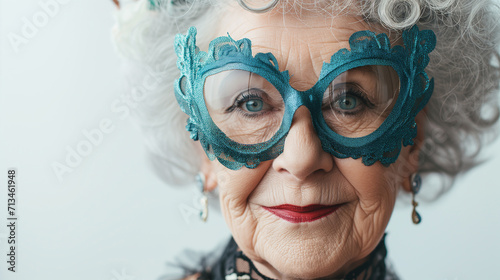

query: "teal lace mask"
xmin=174 ymin=26 xmax=436 ymax=170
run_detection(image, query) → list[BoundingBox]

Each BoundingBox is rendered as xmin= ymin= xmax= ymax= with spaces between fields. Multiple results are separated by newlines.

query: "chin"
xmin=256 ymin=236 xmax=353 ymax=280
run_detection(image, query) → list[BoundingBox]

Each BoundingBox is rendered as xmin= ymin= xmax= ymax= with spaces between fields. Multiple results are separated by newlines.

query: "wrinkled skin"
xmin=199 ymin=5 xmax=422 ymax=280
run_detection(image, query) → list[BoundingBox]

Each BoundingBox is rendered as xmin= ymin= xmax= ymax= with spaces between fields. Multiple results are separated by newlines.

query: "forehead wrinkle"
xmin=284 ymin=42 xmax=326 ymax=90
xmin=249 ymin=33 xmax=361 ymax=92
xmin=249 ymin=26 xmax=353 ymax=60
xmin=249 ymin=36 xmax=330 ymax=90
xmin=216 ymin=11 xmax=399 ymax=91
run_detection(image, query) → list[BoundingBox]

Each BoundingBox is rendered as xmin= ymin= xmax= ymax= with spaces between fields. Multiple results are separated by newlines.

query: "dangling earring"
xmin=410 ymin=173 xmax=422 ymax=224
xmin=196 ymin=173 xmax=208 ymax=222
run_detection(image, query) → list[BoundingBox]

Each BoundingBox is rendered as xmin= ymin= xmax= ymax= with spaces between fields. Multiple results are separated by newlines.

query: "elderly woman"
xmin=112 ymin=0 xmax=500 ymax=279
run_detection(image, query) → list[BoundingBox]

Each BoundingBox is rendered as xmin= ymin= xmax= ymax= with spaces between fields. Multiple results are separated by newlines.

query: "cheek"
xmin=337 ymin=158 xmax=401 ymax=201
xmin=214 ymin=161 xmax=272 ymax=201
xmin=337 ymin=145 xmax=412 ymax=201
xmin=335 ymin=156 xmax=405 ymax=253
xmin=213 ymin=161 xmax=272 ymax=248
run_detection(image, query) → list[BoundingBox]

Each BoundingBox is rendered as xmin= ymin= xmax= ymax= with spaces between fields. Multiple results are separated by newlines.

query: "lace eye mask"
xmin=174 ymin=26 xmax=436 ymax=170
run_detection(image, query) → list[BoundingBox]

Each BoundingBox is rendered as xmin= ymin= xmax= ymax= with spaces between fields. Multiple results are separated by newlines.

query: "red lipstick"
xmin=263 ymin=204 xmax=341 ymax=223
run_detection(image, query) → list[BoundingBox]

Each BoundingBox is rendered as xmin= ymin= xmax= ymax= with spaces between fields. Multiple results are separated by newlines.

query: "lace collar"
xmin=202 ymin=234 xmax=398 ymax=280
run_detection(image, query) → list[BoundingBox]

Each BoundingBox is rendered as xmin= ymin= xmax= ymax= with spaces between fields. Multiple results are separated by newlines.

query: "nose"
xmin=272 ymin=106 xmax=334 ymax=181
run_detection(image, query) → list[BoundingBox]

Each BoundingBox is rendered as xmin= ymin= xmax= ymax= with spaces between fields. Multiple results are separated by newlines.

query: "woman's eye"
xmin=243 ymin=99 xmax=264 ymax=112
xmin=232 ymin=89 xmax=277 ymax=116
xmin=336 ymin=95 xmax=359 ymax=111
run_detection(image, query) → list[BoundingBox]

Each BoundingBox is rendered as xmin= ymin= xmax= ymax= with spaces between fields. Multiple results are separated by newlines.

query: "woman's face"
xmin=201 ymin=6 xmax=420 ymax=279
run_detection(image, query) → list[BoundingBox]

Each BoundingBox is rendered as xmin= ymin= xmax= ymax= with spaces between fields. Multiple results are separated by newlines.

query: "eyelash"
xmin=225 ymin=89 xmax=271 ymax=119
xmin=324 ymin=84 xmax=375 ymax=115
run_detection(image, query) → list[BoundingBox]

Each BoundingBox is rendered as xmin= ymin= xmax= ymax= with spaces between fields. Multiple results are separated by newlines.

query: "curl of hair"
xmin=112 ymin=0 xmax=500 ymax=196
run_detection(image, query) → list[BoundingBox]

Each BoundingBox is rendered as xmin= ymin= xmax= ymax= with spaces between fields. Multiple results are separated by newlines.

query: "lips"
xmin=262 ymin=204 xmax=341 ymax=223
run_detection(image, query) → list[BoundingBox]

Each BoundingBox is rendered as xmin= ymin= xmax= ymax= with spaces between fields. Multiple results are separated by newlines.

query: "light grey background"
xmin=0 ymin=0 xmax=499 ymax=279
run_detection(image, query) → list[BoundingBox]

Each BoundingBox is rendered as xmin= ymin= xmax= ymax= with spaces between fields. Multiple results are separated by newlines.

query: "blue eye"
xmin=245 ymin=99 xmax=264 ymax=112
xmin=337 ymin=95 xmax=359 ymax=110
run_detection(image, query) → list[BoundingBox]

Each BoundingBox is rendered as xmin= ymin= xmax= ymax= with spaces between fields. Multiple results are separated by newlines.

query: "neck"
xmin=251 ymin=256 xmax=372 ymax=280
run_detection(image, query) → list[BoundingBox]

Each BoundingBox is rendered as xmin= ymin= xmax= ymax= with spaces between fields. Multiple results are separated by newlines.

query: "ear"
xmin=401 ymin=108 xmax=427 ymax=193
xmin=196 ymin=143 xmax=218 ymax=192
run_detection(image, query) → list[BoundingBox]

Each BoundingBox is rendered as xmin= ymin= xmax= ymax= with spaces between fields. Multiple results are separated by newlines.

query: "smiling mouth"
xmin=262 ymin=204 xmax=342 ymax=223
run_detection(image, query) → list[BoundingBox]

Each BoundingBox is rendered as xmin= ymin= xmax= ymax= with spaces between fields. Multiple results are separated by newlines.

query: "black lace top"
xmin=176 ymin=234 xmax=399 ymax=280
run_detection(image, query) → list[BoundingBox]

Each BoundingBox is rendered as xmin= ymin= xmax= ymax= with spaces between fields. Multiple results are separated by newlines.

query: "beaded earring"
xmin=196 ymin=173 xmax=208 ymax=222
xmin=410 ymin=173 xmax=422 ymax=224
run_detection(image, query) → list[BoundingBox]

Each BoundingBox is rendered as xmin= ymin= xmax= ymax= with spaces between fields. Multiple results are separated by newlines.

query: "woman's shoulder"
xmin=166 ymin=237 xmax=234 ymax=280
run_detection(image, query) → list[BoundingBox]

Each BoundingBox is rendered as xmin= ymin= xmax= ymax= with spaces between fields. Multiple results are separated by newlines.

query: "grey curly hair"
xmin=112 ymin=0 xmax=500 ymax=196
